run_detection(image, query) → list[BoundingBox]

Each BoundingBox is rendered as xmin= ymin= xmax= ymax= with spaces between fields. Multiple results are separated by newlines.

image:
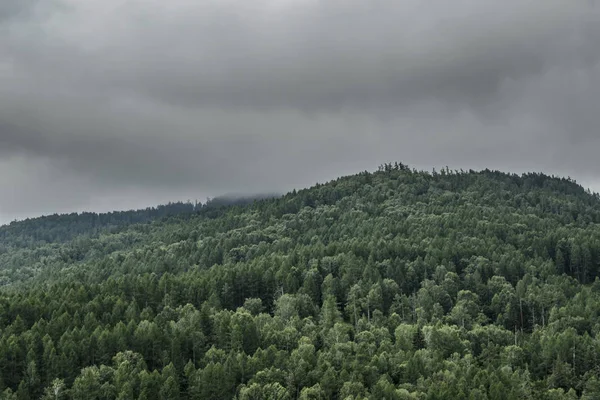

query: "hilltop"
xmin=1 ymin=164 xmax=600 ymax=399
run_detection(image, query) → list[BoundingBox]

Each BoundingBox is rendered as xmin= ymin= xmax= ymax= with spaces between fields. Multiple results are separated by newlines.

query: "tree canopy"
xmin=1 ymin=164 xmax=600 ymax=398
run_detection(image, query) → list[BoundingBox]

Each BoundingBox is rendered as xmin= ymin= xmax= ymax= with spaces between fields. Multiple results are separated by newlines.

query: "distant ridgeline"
xmin=2 ymin=164 xmax=600 ymax=398
xmin=0 ymin=194 xmax=279 ymax=250
xmin=0 ymin=203 xmax=195 ymax=248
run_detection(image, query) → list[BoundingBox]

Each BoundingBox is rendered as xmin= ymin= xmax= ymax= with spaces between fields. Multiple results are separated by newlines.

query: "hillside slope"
xmin=2 ymin=164 xmax=600 ymax=399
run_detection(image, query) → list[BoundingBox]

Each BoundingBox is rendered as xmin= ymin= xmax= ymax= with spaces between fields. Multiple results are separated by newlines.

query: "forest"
xmin=2 ymin=163 xmax=600 ymax=399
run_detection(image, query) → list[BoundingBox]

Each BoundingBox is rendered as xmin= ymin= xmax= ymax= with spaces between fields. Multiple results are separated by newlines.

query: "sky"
xmin=1 ymin=0 xmax=600 ymax=224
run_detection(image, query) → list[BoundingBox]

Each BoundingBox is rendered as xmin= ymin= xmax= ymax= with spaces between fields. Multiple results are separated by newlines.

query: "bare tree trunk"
xmin=542 ymin=304 xmax=545 ymax=327
xmin=519 ymin=298 xmax=524 ymax=332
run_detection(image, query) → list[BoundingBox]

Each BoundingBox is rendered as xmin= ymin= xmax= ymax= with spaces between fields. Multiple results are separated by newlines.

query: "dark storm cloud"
xmin=1 ymin=0 xmax=600 ymax=223
xmin=0 ymin=0 xmax=37 ymax=21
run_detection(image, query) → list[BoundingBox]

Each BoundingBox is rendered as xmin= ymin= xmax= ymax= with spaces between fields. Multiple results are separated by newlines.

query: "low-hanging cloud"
xmin=1 ymin=0 xmax=599 ymax=222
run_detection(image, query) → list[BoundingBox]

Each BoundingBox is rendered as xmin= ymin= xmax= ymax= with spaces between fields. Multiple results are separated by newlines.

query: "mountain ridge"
xmin=3 ymin=164 xmax=596 ymax=231
xmin=1 ymin=164 xmax=600 ymax=398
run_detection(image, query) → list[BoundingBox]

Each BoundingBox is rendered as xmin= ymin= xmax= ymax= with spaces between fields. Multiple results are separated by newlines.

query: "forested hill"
xmin=0 ymin=194 xmax=279 ymax=250
xmin=0 ymin=202 xmax=197 ymax=249
xmin=3 ymin=164 xmax=600 ymax=399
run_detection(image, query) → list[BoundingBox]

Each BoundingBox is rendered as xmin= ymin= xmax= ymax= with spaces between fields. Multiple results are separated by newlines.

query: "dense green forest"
xmin=2 ymin=164 xmax=600 ymax=399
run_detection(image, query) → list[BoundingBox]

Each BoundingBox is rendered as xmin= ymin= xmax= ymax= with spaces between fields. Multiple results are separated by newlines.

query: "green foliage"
xmin=1 ymin=164 xmax=600 ymax=398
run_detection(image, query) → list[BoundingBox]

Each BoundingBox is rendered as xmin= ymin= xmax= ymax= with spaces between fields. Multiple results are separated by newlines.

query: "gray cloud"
xmin=0 ymin=0 xmax=37 ymax=21
xmin=1 ymin=0 xmax=600 ymax=223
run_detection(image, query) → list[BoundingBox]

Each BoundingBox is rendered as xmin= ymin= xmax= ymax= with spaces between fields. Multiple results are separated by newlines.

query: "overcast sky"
xmin=1 ymin=0 xmax=599 ymax=224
